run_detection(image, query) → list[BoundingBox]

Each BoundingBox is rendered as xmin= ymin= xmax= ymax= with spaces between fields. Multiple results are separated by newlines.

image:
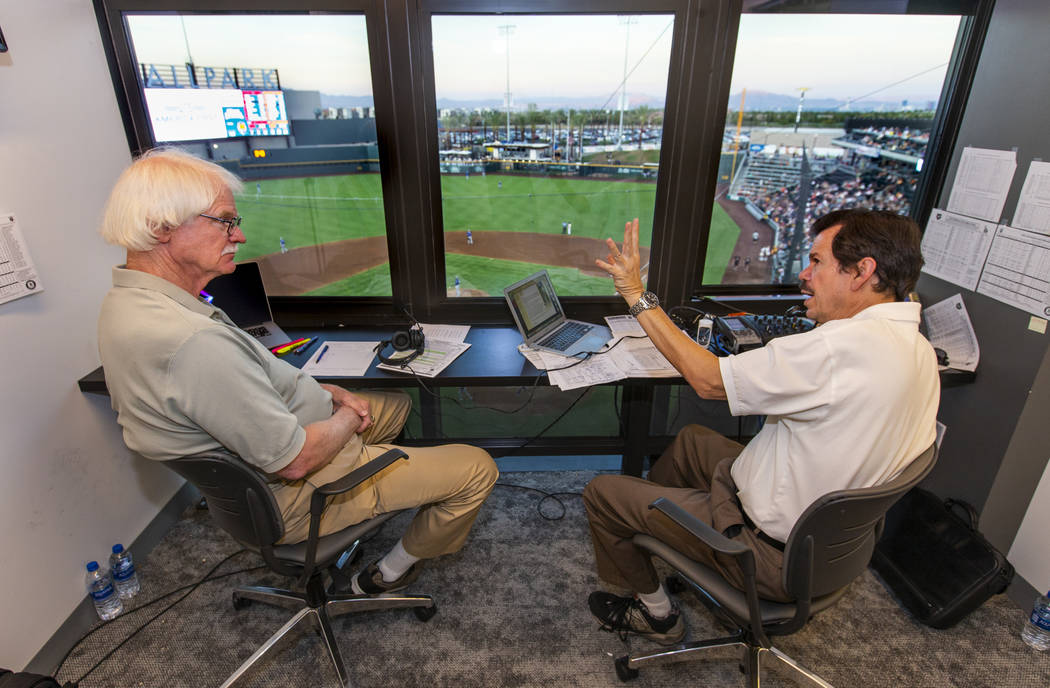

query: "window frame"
xmin=94 ymin=0 xmax=993 ymax=325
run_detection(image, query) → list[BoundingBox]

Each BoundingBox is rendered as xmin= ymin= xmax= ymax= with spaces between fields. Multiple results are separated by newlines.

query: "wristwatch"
xmin=628 ymin=291 xmax=660 ymax=316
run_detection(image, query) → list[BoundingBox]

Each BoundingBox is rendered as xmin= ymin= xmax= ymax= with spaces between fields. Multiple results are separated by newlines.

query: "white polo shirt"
xmin=718 ymin=301 xmax=939 ymax=543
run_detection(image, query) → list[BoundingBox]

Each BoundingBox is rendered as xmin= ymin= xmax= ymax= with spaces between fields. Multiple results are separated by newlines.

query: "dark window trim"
xmin=93 ymin=0 xmax=994 ymax=325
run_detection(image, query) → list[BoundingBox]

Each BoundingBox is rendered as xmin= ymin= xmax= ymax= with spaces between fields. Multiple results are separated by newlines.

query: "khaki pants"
xmin=583 ymin=424 xmax=788 ymax=601
xmin=273 ymin=390 xmax=498 ymax=559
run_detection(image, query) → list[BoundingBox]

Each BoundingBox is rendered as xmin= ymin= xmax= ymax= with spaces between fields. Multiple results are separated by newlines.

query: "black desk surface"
xmin=78 ymin=325 xmax=672 ymax=392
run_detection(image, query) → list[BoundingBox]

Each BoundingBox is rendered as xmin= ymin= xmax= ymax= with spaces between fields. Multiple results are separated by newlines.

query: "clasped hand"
xmin=320 ymin=383 xmax=373 ymax=433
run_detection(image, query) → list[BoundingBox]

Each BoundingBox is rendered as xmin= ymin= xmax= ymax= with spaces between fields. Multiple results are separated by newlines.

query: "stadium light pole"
xmin=794 ymin=87 xmax=810 ymax=133
xmin=499 ymin=24 xmax=515 ymax=144
xmin=617 ymin=16 xmax=637 ymax=151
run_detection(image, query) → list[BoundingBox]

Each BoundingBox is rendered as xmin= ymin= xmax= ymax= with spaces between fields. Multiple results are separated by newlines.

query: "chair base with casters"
xmin=164 ymin=448 xmax=435 ymax=688
xmin=606 ymin=443 xmax=938 ymax=687
xmin=221 ymin=509 xmax=435 ymax=688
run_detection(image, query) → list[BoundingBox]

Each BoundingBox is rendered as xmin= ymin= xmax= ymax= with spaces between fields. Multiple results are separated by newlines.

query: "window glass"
xmin=124 ymin=14 xmax=390 ymax=296
xmin=430 ymin=14 xmax=673 ymax=297
xmin=703 ymin=13 xmax=960 ymax=287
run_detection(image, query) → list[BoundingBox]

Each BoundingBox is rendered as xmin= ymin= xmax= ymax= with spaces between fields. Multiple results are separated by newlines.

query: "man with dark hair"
xmin=584 ymin=208 xmax=939 ymax=644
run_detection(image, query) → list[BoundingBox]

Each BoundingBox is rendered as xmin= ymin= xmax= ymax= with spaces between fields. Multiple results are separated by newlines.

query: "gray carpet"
xmin=57 ymin=470 xmax=1050 ymax=687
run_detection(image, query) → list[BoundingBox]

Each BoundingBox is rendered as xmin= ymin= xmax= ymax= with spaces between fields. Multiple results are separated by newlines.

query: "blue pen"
xmin=294 ymin=337 xmax=319 ymax=355
xmin=315 ymin=344 xmax=329 ymax=363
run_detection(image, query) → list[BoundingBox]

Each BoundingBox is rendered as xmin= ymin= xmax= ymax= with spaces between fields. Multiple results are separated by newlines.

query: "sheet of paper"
xmin=946 ymin=147 xmax=1016 ymax=222
xmin=0 ymin=213 xmax=45 ymax=306
xmin=420 ymin=323 xmax=470 ymax=344
xmin=376 ymin=340 xmax=471 ymax=377
xmin=517 ymin=343 xmax=548 ymax=370
xmin=1013 ymin=161 xmax=1050 ymax=235
xmin=543 ymin=352 xmax=627 ymax=391
xmin=605 ymin=314 xmax=646 ymax=338
xmin=976 ymin=224 xmax=1050 ymax=318
xmin=301 ymin=341 xmax=379 ymax=376
xmin=920 ymin=209 xmax=995 ymax=290
xmin=608 ymin=338 xmax=679 ymax=377
xmin=923 ymin=294 xmax=979 ymax=372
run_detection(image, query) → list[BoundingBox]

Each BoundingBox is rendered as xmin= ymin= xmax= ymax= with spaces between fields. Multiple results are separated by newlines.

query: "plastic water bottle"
xmin=109 ymin=544 xmax=140 ymax=599
xmin=85 ymin=561 xmax=123 ymax=621
xmin=1021 ymin=590 xmax=1050 ymax=651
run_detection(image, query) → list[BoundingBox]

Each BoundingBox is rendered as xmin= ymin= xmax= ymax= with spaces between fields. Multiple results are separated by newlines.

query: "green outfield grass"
xmin=308 ymin=254 xmax=615 ymax=297
xmin=704 ymin=203 xmax=741 ymax=284
xmin=233 ymin=172 xmax=741 ymax=293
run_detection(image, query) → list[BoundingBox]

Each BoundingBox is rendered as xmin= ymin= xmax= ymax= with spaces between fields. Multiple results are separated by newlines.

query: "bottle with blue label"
xmin=85 ymin=561 xmax=122 ymax=621
xmin=109 ymin=543 xmax=140 ymax=599
xmin=1021 ymin=589 xmax=1050 ymax=651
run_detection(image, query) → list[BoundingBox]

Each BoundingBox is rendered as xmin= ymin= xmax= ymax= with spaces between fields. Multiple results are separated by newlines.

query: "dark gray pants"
xmin=583 ymin=424 xmax=789 ymax=601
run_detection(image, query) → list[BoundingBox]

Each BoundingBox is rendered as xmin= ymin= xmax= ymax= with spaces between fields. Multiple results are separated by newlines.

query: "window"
xmin=122 ymin=12 xmax=392 ymax=297
xmin=701 ymin=11 xmax=962 ymax=289
xmin=430 ymin=14 xmax=674 ymax=298
xmin=98 ymin=0 xmax=991 ymax=318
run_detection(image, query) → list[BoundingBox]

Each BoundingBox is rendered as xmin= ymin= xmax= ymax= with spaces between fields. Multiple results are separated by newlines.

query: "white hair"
xmin=100 ymin=148 xmax=243 ymax=251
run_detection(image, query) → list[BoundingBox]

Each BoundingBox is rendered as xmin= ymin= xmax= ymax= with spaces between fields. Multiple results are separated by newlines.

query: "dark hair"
xmin=810 ymin=209 xmax=924 ymax=301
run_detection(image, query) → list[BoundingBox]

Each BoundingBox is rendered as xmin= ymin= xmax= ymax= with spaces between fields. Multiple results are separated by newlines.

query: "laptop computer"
xmin=201 ymin=261 xmax=290 ymax=348
xmin=503 ymin=270 xmax=612 ymax=358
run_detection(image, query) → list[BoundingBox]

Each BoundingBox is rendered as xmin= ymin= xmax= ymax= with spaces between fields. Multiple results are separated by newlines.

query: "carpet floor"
xmin=56 ymin=470 xmax=1050 ymax=687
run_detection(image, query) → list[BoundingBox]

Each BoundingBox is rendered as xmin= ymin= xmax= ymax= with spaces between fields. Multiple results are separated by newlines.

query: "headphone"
xmin=374 ymin=314 xmax=426 ymax=367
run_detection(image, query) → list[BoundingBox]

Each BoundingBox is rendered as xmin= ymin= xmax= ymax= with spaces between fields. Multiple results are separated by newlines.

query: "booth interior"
xmin=2 ymin=0 xmax=1050 ymax=685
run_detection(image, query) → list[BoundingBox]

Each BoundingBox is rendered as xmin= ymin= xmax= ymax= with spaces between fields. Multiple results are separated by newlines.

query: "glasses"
xmin=199 ymin=213 xmax=243 ymax=236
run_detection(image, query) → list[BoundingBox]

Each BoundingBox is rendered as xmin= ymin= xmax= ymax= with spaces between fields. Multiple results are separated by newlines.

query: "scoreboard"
xmin=143 ymin=88 xmax=290 ymax=143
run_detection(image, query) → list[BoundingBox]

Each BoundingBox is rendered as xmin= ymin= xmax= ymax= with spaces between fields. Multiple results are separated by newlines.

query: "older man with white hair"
xmin=97 ymin=148 xmax=497 ymax=594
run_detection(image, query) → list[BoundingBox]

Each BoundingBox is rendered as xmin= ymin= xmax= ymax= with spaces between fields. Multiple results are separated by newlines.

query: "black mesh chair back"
xmin=783 ymin=442 xmax=939 ymax=599
xmin=165 ymin=450 xmax=283 ymax=548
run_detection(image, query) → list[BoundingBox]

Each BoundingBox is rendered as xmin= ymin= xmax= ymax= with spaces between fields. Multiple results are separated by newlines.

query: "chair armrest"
xmin=649 ymin=498 xmax=750 ymax=557
xmin=312 ymin=449 xmax=408 ymax=498
xmin=301 ymin=449 xmax=408 ymax=579
xmin=650 ymin=497 xmax=768 ymax=646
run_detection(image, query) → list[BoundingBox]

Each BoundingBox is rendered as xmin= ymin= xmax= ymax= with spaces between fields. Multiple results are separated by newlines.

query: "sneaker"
xmin=588 ymin=591 xmax=686 ymax=645
xmin=350 ymin=560 xmax=421 ymax=595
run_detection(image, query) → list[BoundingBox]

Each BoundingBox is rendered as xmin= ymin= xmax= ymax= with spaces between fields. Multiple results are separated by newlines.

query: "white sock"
xmin=377 ymin=539 xmax=421 ymax=582
xmin=637 ymin=586 xmax=673 ymax=619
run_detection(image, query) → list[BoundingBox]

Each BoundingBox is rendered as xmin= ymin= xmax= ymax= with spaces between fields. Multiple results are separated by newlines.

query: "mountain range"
xmin=319 ymin=89 xmax=936 ymax=112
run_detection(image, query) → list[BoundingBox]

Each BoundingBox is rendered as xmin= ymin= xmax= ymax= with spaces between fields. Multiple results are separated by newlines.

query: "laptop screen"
xmin=201 ymin=262 xmax=273 ymax=327
xmin=504 ymin=271 xmax=565 ymax=338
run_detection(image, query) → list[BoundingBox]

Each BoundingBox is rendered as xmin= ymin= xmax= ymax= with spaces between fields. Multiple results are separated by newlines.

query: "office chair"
xmin=613 ymin=442 xmax=938 ymax=686
xmin=164 ymin=448 xmax=434 ymax=688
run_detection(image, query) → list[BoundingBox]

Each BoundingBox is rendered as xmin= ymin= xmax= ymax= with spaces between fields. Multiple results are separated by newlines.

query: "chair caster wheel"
xmin=414 ymin=604 xmax=437 ymax=622
xmin=614 ymin=656 xmax=639 ymax=682
xmin=232 ymin=594 xmax=252 ymax=610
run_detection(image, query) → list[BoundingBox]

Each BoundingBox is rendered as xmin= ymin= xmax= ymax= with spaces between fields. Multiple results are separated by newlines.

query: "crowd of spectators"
xmin=748 ymin=169 xmax=918 ymax=283
xmin=840 ymin=125 xmax=929 ymax=158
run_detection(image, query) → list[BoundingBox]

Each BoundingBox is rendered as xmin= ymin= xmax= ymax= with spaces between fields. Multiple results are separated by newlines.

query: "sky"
xmin=125 ymin=12 xmax=961 ymax=105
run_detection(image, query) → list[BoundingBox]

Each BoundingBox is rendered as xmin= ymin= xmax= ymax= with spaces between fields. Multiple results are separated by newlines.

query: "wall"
xmin=917 ymin=0 xmax=1050 ymax=598
xmin=0 ymin=0 xmax=184 ymax=669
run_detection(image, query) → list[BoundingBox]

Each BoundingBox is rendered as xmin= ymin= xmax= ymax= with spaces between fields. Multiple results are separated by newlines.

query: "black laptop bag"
xmin=870 ymin=487 xmax=1014 ymax=629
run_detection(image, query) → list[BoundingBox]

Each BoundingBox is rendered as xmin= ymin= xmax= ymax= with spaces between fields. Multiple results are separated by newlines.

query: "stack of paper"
xmin=376 ymin=324 xmax=472 ymax=378
xmin=517 ymin=314 xmax=681 ymax=390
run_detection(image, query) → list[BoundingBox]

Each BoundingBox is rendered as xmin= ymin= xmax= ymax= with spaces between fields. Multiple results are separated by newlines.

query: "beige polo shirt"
xmin=98 ymin=266 xmax=332 ymax=474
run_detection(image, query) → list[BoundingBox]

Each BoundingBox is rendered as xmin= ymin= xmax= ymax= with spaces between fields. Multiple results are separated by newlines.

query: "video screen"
xmin=143 ymin=88 xmax=289 ymax=143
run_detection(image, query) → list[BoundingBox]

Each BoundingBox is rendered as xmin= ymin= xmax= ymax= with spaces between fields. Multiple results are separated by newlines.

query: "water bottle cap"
xmin=112 ymin=544 xmax=124 ymax=553
xmin=86 ymin=561 xmax=99 ymax=571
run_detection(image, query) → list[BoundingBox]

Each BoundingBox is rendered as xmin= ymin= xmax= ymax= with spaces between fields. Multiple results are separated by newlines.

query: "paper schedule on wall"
xmin=976 ymin=225 xmax=1050 ymax=318
xmin=0 ymin=214 xmax=44 ymax=306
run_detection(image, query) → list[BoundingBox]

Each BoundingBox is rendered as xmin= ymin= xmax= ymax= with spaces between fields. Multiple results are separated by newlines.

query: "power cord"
xmin=57 ymin=550 xmax=263 ymax=685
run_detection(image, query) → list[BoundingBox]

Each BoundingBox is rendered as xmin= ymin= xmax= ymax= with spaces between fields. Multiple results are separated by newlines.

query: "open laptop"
xmin=201 ymin=261 xmax=290 ymax=348
xmin=503 ymin=270 xmax=612 ymax=358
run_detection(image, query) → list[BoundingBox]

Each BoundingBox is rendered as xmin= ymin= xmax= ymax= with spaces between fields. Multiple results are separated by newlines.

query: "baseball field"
xmin=233 ymin=172 xmax=742 ymax=296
